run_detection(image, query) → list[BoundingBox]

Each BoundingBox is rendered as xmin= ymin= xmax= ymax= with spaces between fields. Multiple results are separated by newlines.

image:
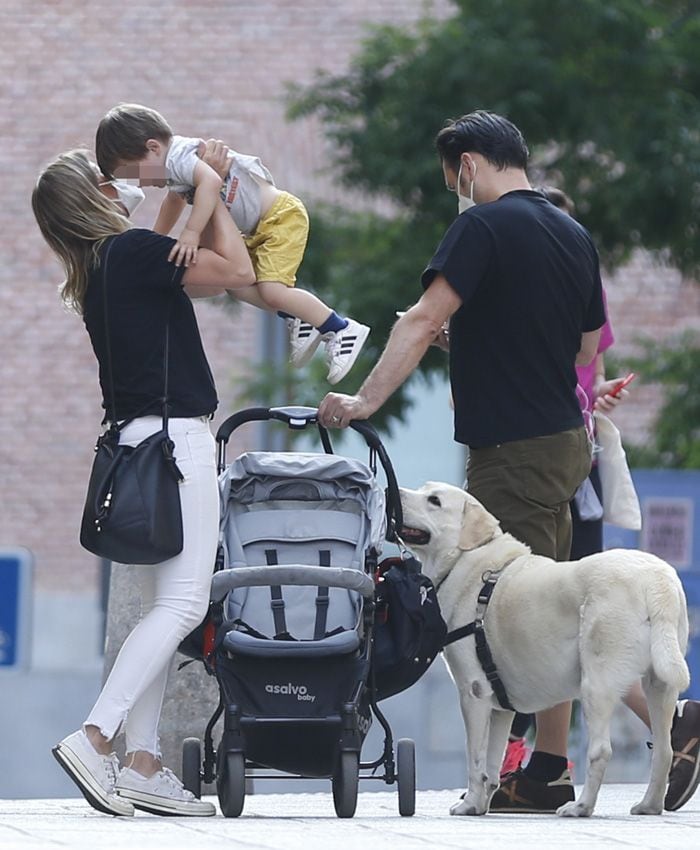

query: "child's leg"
xmin=248 ymin=194 xmax=369 ymax=381
xmin=256 ymin=280 xmax=369 ymax=384
xmin=256 ymin=280 xmax=333 ymax=328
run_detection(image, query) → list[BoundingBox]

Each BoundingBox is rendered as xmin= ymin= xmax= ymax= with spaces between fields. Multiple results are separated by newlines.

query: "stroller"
xmin=182 ymin=406 xmax=416 ymax=818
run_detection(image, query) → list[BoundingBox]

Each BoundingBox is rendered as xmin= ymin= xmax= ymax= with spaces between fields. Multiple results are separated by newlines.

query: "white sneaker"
xmin=116 ymin=766 xmax=216 ymax=817
xmin=287 ymin=317 xmax=322 ymax=367
xmin=52 ymin=730 xmax=134 ymax=817
xmin=324 ymin=318 xmax=370 ymax=385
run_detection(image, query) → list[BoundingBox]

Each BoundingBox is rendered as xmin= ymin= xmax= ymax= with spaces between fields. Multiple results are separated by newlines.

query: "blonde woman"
xmin=32 ymin=149 xmax=255 ymax=817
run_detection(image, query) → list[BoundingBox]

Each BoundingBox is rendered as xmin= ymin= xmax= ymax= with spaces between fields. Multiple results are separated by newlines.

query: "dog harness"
xmin=441 ymin=568 xmax=516 ymax=712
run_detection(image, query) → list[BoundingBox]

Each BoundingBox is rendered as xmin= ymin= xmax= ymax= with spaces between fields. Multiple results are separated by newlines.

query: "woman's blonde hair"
xmin=31 ymin=149 xmax=131 ymax=313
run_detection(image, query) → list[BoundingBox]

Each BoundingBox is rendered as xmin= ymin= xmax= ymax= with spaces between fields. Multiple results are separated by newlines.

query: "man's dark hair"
xmin=435 ymin=110 xmax=529 ymax=171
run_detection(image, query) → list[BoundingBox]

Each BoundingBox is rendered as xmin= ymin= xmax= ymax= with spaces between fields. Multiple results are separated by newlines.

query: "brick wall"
xmin=603 ymin=253 xmax=700 ymax=447
xmin=1 ymin=1 xmax=696 ymax=596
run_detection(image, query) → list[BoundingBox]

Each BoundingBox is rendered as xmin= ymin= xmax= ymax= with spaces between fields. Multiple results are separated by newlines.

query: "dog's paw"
xmin=450 ymin=795 xmax=487 ymax=816
xmin=630 ymin=800 xmax=662 ymax=815
xmin=556 ymin=800 xmax=593 ymax=818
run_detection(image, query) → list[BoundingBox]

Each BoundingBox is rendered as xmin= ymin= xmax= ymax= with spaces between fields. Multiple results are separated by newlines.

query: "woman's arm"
xmin=154 ymin=192 xmax=186 ymax=235
xmin=182 ymin=200 xmax=255 ymax=293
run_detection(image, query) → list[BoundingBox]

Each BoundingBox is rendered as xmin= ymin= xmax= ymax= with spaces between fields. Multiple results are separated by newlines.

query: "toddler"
xmin=96 ymin=103 xmax=369 ymax=384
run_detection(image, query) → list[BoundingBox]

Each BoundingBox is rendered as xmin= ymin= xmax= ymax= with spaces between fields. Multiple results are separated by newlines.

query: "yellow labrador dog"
xmin=399 ymin=482 xmax=690 ymax=817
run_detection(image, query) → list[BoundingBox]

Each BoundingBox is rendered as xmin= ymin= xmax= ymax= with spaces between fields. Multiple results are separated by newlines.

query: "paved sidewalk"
xmin=0 ymin=786 xmax=698 ymax=850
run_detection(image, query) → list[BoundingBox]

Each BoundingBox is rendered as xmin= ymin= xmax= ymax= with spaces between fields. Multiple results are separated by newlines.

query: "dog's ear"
xmin=458 ymin=498 xmax=501 ymax=550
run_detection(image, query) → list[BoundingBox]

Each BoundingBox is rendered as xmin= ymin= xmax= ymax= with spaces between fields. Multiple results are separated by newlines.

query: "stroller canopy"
xmin=219 ymin=451 xmax=387 ymax=552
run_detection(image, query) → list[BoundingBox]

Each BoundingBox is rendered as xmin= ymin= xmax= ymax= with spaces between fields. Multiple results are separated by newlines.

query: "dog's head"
xmin=399 ymin=482 xmax=502 ymax=574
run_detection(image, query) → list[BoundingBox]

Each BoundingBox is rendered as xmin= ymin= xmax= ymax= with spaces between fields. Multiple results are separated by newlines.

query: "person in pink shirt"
xmin=571 ymin=289 xmax=618 ymax=559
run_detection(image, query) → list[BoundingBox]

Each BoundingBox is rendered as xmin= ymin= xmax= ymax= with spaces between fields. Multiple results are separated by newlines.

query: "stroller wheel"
xmin=396 ymin=738 xmax=416 ymax=816
xmin=332 ymin=751 xmax=359 ymax=818
xmin=217 ymin=751 xmax=245 ymax=818
xmin=182 ymin=738 xmax=202 ymax=798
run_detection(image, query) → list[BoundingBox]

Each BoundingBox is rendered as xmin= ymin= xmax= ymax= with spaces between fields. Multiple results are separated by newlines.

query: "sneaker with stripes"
xmin=287 ymin=317 xmax=322 ymax=367
xmin=324 ymin=318 xmax=370 ymax=385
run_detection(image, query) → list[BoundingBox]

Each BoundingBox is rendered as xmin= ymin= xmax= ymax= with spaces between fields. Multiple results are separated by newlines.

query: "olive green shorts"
xmin=466 ymin=427 xmax=592 ymax=561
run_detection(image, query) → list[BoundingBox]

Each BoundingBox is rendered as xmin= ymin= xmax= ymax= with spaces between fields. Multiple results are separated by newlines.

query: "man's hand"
xmin=318 ymin=393 xmax=372 ymax=428
xmin=169 ymin=227 xmax=200 ymax=267
xmin=431 ymin=321 xmax=450 ymax=352
xmin=198 ymin=139 xmax=231 ymax=180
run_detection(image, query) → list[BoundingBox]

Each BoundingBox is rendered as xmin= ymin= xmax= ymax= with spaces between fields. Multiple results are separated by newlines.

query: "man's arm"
xmin=576 ymin=328 xmax=601 ymax=366
xmin=318 ymin=274 xmax=462 ymax=427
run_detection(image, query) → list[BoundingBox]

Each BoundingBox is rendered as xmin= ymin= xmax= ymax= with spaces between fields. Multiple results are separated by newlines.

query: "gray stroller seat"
xmin=212 ymin=452 xmax=386 ymax=658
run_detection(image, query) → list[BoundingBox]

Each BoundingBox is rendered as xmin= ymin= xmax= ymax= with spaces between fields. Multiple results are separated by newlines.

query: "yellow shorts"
xmin=244 ymin=191 xmax=309 ymax=286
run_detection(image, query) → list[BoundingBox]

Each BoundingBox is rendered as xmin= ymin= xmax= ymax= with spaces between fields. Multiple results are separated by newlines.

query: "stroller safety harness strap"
xmin=314 ymin=550 xmax=331 ymax=640
xmin=266 ymin=549 xmax=291 ymax=639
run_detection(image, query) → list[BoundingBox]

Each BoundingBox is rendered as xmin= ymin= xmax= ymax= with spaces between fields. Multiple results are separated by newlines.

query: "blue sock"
xmin=317 ymin=311 xmax=349 ymax=334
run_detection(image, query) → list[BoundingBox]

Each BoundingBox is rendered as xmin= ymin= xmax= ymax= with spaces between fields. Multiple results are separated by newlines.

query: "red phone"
xmin=609 ymin=372 xmax=636 ymax=398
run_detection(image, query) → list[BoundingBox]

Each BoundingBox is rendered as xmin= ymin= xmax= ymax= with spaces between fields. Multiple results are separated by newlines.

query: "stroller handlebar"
xmin=214 ymin=406 xmax=404 ymax=539
xmin=210 ymin=565 xmax=376 ymax=602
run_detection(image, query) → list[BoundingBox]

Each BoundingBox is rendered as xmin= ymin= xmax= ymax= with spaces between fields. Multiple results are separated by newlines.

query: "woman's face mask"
xmin=100 ymin=179 xmax=145 ymax=217
xmin=456 ymin=160 xmax=477 ymax=214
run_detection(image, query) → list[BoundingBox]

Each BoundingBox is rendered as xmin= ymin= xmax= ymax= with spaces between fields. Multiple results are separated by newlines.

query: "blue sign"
xmin=0 ymin=548 xmax=32 ymax=669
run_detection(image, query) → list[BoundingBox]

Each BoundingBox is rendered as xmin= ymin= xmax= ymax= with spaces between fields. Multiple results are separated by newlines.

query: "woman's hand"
xmin=169 ymin=227 xmax=200 ymax=267
xmin=198 ymin=139 xmax=231 ymax=180
xmin=593 ymin=377 xmax=630 ymax=414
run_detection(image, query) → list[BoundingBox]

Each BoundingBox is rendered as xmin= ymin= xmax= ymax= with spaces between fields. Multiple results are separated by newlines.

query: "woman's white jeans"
xmin=85 ymin=416 xmax=219 ymax=756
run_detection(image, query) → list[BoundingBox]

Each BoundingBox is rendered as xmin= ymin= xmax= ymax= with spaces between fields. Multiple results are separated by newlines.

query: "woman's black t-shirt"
xmin=83 ymin=228 xmax=218 ymax=422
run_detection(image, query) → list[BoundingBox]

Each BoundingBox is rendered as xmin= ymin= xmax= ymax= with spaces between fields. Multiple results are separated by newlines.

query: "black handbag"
xmin=79 ymin=239 xmax=184 ymax=565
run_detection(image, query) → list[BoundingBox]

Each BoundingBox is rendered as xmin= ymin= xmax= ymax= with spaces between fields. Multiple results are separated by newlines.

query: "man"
xmin=319 ymin=110 xmax=603 ymax=812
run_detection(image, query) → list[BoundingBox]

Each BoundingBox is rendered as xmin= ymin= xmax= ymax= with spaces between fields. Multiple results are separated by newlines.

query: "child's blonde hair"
xmin=96 ymin=103 xmax=173 ymax=178
xmin=31 ymin=149 xmax=130 ymax=313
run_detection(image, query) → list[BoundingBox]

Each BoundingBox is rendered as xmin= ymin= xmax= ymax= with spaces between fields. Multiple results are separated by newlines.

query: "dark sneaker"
xmin=489 ymin=767 xmax=574 ymax=813
xmin=665 ymin=699 xmax=700 ymax=811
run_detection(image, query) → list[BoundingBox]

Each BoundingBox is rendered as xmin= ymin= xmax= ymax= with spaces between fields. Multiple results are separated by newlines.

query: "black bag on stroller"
xmin=372 ymin=555 xmax=447 ymax=700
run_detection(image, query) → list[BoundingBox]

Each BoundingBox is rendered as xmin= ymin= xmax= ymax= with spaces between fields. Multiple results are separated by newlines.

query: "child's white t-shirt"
xmin=165 ymin=135 xmax=275 ymax=236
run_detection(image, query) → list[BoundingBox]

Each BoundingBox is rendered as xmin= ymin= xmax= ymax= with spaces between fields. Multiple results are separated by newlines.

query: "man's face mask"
xmin=456 ymin=160 xmax=477 ymax=214
xmin=100 ymin=180 xmax=145 ymax=217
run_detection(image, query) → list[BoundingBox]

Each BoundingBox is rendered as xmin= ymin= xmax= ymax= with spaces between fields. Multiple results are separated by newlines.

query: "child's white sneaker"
xmin=52 ymin=730 xmax=134 ymax=817
xmin=324 ymin=319 xmax=370 ymax=385
xmin=287 ymin=317 xmax=322 ymax=367
xmin=116 ymin=766 xmax=216 ymax=817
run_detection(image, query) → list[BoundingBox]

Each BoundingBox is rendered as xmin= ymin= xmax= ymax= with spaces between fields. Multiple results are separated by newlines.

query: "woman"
xmin=32 ymin=148 xmax=255 ymax=817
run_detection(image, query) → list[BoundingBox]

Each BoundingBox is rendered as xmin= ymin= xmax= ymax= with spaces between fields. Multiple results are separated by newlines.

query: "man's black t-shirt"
xmin=421 ymin=190 xmax=605 ymax=448
xmin=83 ymin=228 xmax=218 ymax=421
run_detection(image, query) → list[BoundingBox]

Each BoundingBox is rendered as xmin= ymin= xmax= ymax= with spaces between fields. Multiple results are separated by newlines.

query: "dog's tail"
xmin=648 ymin=567 xmax=690 ymax=692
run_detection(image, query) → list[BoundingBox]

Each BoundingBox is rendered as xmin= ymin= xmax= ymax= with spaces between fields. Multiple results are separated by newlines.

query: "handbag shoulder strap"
xmin=100 ymin=237 xmax=175 ymax=432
